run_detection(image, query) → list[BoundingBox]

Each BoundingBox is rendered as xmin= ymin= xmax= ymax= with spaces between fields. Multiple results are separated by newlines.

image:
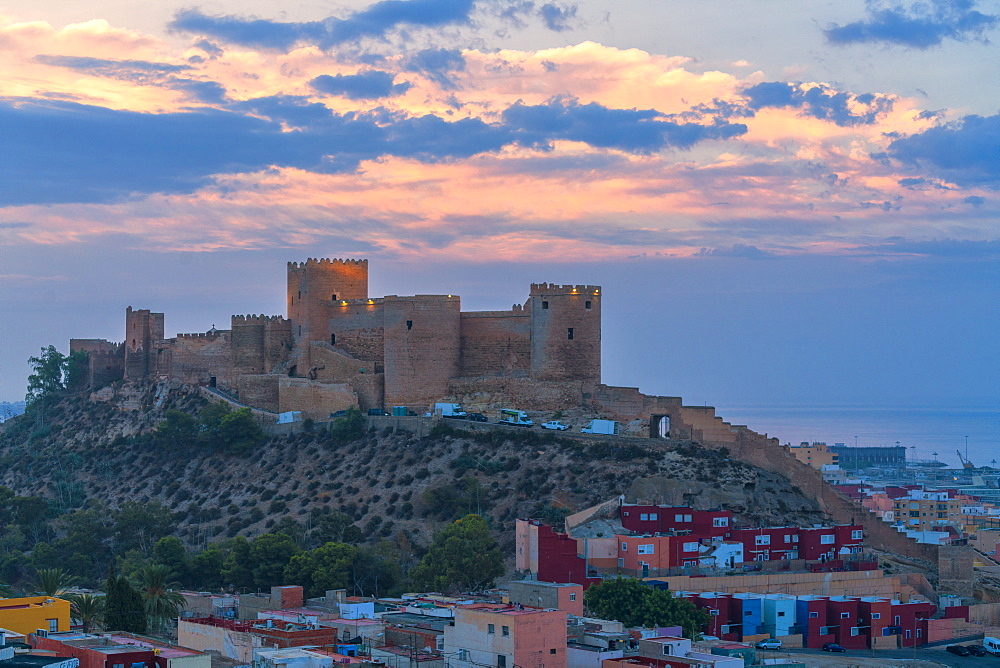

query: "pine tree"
xmin=104 ymin=564 xmax=147 ymax=634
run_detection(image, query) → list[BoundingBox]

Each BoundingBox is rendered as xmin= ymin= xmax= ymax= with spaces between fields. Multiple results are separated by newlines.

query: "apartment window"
xmin=851 ymin=627 xmax=861 ymax=636
xmin=497 ymin=655 xmax=506 ymax=668
xmin=567 ymin=328 xmax=574 ymax=340
xmin=684 ymin=514 xmax=692 ymax=522
xmin=784 ymin=534 xmax=792 ymax=543
xmin=916 ymin=629 xmax=922 ymax=638
xmin=675 ymin=514 xmax=684 ymax=522
xmin=777 ymin=611 xmax=785 ymax=617
xmin=840 ymin=612 xmax=851 ymax=619
xmin=585 ymin=300 xmax=592 ymax=309
xmin=47 ymin=619 xmax=58 ymax=632
xmin=621 ymin=542 xmax=628 ymax=551
xmin=755 ymin=535 xmax=771 ymax=546
xmin=406 ymin=320 xmax=413 ymax=330
xmin=905 ymin=630 xmax=911 ymax=639
xmin=650 ymin=513 xmax=658 ymax=521
xmin=549 ymin=649 xmax=557 ymax=655
xmin=298 ymin=291 xmax=301 ymax=299
xmin=488 ymin=624 xmax=495 ymax=634
xmin=502 ymin=626 xmax=509 ymax=637
xmin=852 ymin=530 xmax=863 ymax=540
xmin=894 ymin=616 xmax=901 ymax=625
xmin=683 ymin=542 xmax=699 ymax=552
xmin=457 ymin=650 xmax=469 ymax=661
xmin=821 ymin=534 xmax=836 ymax=544
xmin=569 ymin=593 xmax=577 ymax=601
xmin=662 ymin=644 xmax=672 ymax=655
xmin=638 ymin=544 xmax=654 ymax=555
xmin=542 ymin=301 xmax=549 ymax=309
xmin=792 ymin=535 xmax=799 ymax=543
xmin=713 ymin=517 xmax=729 ymax=527
xmin=640 ymin=513 xmax=649 ymax=521
xmin=809 ymin=612 xmax=819 ymax=618
xmin=871 ymin=613 xmax=881 ymax=619
xmin=745 ymin=611 xmax=753 ymax=617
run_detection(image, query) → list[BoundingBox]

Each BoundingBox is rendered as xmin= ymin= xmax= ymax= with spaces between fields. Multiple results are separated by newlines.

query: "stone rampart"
xmin=459 ymin=310 xmax=531 ymax=377
xmin=278 ymin=377 xmax=357 ymax=420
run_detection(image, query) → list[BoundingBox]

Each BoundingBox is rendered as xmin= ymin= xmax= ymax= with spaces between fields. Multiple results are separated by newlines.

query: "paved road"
xmin=758 ymin=646 xmax=1000 ymax=667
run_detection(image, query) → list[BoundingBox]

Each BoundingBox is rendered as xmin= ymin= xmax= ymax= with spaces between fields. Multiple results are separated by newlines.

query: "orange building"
xmin=0 ymin=596 xmax=71 ymax=636
xmin=443 ymin=604 xmax=567 ymax=668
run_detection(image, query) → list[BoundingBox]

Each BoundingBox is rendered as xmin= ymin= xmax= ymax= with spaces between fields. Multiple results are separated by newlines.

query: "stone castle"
xmin=73 ymin=258 xmax=610 ymax=420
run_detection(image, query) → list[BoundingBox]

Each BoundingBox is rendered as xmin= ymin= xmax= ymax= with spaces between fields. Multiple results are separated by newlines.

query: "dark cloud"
xmin=743 ymin=81 xmax=894 ymax=127
xmin=34 ymin=55 xmax=190 ymax=83
xmin=310 ymin=71 xmax=412 ymax=99
xmin=502 ymin=98 xmax=747 ymax=152
xmin=887 ymin=113 xmax=1000 ymax=187
xmin=824 ymin=0 xmax=998 ymax=48
xmin=538 ymin=3 xmax=577 ymax=31
xmin=403 ymin=48 xmax=466 ymax=88
xmin=964 ymin=195 xmax=986 ymax=206
xmin=171 ymin=79 xmax=229 ymax=103
xmin=0 ymin=222 xmax=32 ymax=229
xmin=170 ymin=0 xmax=477 ymax=51
xmin=898 ymin=177 xmax=951 ymax=190
xmin=0 ymin=93 xmax=750 ymax=206
xmin=695 ymin=244 xmax=774 ymax=259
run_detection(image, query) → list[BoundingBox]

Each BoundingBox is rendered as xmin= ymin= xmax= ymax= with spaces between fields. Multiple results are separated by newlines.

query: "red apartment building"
xmin=619 ymin=505 xmax=732 ymax=540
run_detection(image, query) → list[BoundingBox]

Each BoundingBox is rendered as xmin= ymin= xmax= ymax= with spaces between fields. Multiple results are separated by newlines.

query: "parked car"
xmin=468 ymin=413 xmax=488 ymax=422
xmin=367 ymin=408 xmax=389 ymax=416
xmin=756 ymin=639 xmax=781 ymax=650
xmin=965 ymin=645 xmax=988 ymax=656
xmin=946 ymin=645 xmax=972 ymax=657
xmin=541 ymin=420 xmax=570 ymax=430
xmin=822 ymin=643 xmax=846 ymax=652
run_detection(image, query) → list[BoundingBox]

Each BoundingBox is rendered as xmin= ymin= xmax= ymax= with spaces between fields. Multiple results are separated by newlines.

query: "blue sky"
xmin=0 ymin=0 xmax=997 ymax=431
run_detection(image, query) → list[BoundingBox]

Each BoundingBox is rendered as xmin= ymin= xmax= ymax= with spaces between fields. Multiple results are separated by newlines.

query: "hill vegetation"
xmin=0 ymin=380 xmax=827 ymax=595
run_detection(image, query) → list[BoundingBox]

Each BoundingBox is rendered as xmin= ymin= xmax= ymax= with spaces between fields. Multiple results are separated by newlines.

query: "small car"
xmin=965 ymin=645 xmax=987 ymax=656
xmin=468 ymin=413 xmax=488 ymax=422
xmin=541 ymin=420 xmax=570 ymax=430
xmin=756 ymin=639 xmax=781 ymax=650
xmin=946 ymin=645 xmax=972 ymax=656
xmin=822 ymin=642 xmax=846 ymax=652
xmin=367 ymin=408 xmax=389 ymax=416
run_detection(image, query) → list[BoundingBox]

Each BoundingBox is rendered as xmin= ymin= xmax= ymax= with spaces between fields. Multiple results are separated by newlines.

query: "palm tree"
xmin=70 ymin=594 xmax=105 ymax=633
xmin=36 ymin=568 xmax=79 ymax=597
xmin=133 ymin=564 xmax=184 ymax=636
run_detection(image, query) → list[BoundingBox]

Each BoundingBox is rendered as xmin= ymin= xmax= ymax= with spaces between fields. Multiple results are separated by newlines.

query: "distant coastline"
xmin=720 ymin=404 xmax=999 ymax=469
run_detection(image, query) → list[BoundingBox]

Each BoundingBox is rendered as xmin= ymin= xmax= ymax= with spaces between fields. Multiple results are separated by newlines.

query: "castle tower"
xmin=528 ymin=283 xmax=601 ymax=382
xmin=287 ymin=259 xmax=368 ymax=345
xmin=231 ymin=315 xmax=293 ymax=376
xmin=124 ymin=306 xmax=164 ymax=380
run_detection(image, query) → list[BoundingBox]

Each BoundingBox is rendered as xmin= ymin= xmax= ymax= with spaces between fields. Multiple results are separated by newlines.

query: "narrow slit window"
xmin=585 ymin=300 xmax=592 ymax=309
xmin=407 ymin=320 xmax=413 ymax=330
xmin=542 ymin=301 xmax=549 ymax=309
xmin=332 ymin=294 xmax=337 ymax=300
xmin=567 ymin=327 xmax=574 ymax=340
xmin=331 ymin=334 xmax=336 ymax=345
xmin=298 ymin=326 xmax=302 ymax=336
xmin=298 ymin=291 xmax=301 ymax=299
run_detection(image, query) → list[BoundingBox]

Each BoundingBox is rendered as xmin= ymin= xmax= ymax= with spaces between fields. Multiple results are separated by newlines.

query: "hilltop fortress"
xmin=72 ymin=257 xmax=753 ymax=444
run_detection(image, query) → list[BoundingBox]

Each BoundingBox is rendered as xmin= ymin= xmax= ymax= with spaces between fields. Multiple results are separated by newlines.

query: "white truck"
xmin=499 ymin=408 xmax=533 ymax=427
xmin=581 ymin=419 xmax=619 ymax=435
xmin=984 ymin=637 xmax=1000 ymax=655
xmin=434 ymin=402 xmax=467 ymax=419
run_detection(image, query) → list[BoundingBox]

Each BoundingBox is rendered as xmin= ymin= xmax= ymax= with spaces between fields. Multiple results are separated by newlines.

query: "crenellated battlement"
xmin=287 ymin=258 xmax=369 ymax=270
xmin=232 ymin=314 xmax=288 ymax=325
xmin=176 ymin=330 xmax=228 ymax=339
xmin=530 ymin=283 xmax=601 ymax=296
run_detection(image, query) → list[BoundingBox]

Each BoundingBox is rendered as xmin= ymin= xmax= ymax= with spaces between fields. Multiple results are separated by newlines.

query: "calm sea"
xmin=716 ymin=406 xmax=1000 ymax=470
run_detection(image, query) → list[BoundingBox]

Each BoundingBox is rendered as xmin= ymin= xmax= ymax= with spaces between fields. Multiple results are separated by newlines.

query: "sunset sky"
xmin=1 ymin=0 xmax=997 ymax=425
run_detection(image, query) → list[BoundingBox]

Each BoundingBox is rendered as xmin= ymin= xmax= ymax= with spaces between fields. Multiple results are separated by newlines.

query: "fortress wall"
xmin=326 ymin=301 xmax=385 ymax=364
xmin=305 ymin=342 xmax=368 ymax=382
xmin=237 ymin=374 xmax=280 ymax=412
xmin=278 ymin=377 xmax=357 ymax=420
xmin=383 ymin=296 xmax=462 ymax=407
xmin=349 ymin=373 xmax=384 ymax=412
xmin=124 ymin=307 xmax=164 ymax=379
xmin=70 ymin=339 xmax=125 ymax=389
xmin=447 ymin=376 xmax=586 ymax=412
xmin=529 ymin=284 xmax=601 ymax=382
xmin=593 ymin=385 xmax=683 ymax=420
xmin=231 ymin=317 xmax=267 ymax=376
xmin=459 ymin=310 xmax=531 ymax=377
xmin=162 ymin=332 xmax=233 ymax=388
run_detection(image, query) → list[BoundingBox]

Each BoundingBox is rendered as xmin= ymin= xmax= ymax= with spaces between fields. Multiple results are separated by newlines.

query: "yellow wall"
xmin=0 ymin=596 xmax=71 ymax=636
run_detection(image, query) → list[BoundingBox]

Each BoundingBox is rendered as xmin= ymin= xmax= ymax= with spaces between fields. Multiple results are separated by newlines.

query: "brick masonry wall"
xmin=237 ymin=374 xmax=280 ymax=412
xmin=288 ymin=259 xmax=368 ymax=346
xmin=447 ymin=376 xmax=586 ymax=412
xmin=383 ymin=296 xmax=461 ymax=407
xmin=326 ymin=302 xmax=386 ymax=365
xmin=459 ymin=310 xmax=531 ymax=376
xmin=278 ymin=377 xmax=358 ymax=420
xmin=160 ymin=332 xmax=233 ymax=388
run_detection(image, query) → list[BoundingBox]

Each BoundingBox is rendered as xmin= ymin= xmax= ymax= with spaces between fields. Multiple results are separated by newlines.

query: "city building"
xmin=442 ymin=605 xmax=568 ymax=668
xmin=0 ymin=598 xmax=70 ymax=637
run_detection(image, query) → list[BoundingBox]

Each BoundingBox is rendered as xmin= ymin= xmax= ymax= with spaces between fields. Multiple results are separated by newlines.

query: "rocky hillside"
xmin=0 ymin=382 xmax=828 ymax=551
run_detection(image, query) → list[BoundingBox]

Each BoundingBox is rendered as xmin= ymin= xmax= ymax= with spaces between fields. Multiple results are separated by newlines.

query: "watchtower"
xmin=287 ymin=258 xmax=368 ymax=345
xmin=124 ymin=306 xmax=164 ymax=380
xmin=528 ymin=283 xmax=601 ymax=382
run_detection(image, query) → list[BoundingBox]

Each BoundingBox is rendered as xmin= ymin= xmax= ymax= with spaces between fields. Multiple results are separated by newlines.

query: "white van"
xmin=984 ymin=636 xmax=1000 ymax=655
